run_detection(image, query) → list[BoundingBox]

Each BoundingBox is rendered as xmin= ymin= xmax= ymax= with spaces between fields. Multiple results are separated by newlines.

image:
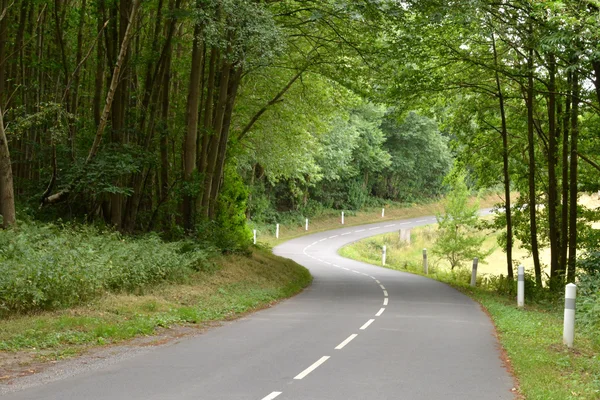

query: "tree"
xmin=433 ymin=168 xmax=490 ymax=270
xmin=0 ymin=105 xmax=15 ymax=227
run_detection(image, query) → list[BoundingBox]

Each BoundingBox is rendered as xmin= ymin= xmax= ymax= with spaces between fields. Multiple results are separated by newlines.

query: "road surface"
xmin=1 ymin=214 xmax=515 ymax=399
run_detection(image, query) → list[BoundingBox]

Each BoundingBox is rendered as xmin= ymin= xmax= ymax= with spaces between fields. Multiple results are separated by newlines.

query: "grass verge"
xmin=340 ymin=232 xmax=600 ymax=400
xmin=0 ymin=248 xmax=311 ymax=380
xmin=254 ymin=193 xmax=503 ymax=247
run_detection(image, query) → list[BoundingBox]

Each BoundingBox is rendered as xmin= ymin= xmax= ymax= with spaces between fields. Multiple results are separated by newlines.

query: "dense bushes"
xmin=0 ymin=222 xmax=214 ymax=314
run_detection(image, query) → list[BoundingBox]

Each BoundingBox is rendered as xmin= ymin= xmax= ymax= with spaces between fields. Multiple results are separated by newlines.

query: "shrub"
xmin=0 ymin=222 xmax=213 ymax=314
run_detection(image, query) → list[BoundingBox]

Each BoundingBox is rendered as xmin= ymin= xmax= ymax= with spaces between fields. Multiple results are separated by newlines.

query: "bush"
xmin=0 ymin=221 xmax=213 ymax=314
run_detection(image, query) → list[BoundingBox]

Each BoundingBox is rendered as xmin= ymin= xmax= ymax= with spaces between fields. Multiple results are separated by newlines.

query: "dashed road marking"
xmin=376 ymin=308 xmax=385 ymax=316
xmin=261 ymin=392 xmax=282 ymax=400
xmin=319 ymin=238 xmax=327 ymax=242
xmin=341 ymin=232 xmax=352 ymax=236
xmin=368 ymin=227 xmax=381 ymax=230
xmin=379 ymin=284 xmax=386 ymax=290
xmin=335 ymin=334 xmax=358 ymax=350
xmin=294 ymin=356 xmax=330 ymax=380
xmin=375 ymin=280 xmax=381 ymax=284
xmin=360 ymin=319 xmax=375 ymax=330
xmin=342 ymin=267 xmax=350 ymax=271
xmin=383 ymin=298 xmax=388 ymax=306
xmin=329 ymin=235 xmax=339 ymax=239
xmin=384 ymin=224 xmax=396 ymax=228
xmin=383 ymin=290 xmax=388 ymax=297
xmin=354 ymin=229 xmax=365 ymax=233
xmin=353 ymin=270 xmax=361 ymax=274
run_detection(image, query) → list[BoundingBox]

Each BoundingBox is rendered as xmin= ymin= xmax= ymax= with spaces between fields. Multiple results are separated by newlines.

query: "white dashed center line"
xmin=261 ymin=392 xmax=282 ymax=400
xmin=360 ymin=319 xmax=375 ymax=330
xmin=379 ymin=284 xmax=386 ymax=290
xmin=294 ymin=356 xmax=330 ymax=380
xmin=355 ymin=229 xmax=365 ymax=232
xmin=341 ymin=232 xmax=352 ymax=236
xmin=384 ymin=224 xmax=396 ymax=228
xmin=376 ymin=308 xmax=385 ymax=316
xmin=335 ymin=334 xmax=358 ymax=350
xmin=368 ymin=227 xmax=380 ymax=230
xmin=329 ymin=235 xmax=339 ymax=239
xmin=383 ymin=298 xmax=388 ymax=306
xmin=383 ymin=290 xmax=388 ymax=297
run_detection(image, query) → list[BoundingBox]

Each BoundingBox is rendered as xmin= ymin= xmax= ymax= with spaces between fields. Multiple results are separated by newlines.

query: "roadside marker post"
xmin=276 ymin=224 xmax=279 ymax=239
xmin=253 ymin=229 xmax=257 ymax=245
xmin=382 ymin=208 xmax=385 ymax=218
xmin=341 ymin=212 xmax=344 ymax=225
xmin=305 ymin=218 xmax=309 ymax=231
xmin=563 ymin=283 xmax=577 ymax=348
xmin=517 ymin=265 xmax=525 ymax=308
xmin=382 ymin=246 xmax=387 ymax=266
xmin=470 ymin=257 xmax=478 ymax=287
xmin=423 ymin=248 xmax=428 ymax=274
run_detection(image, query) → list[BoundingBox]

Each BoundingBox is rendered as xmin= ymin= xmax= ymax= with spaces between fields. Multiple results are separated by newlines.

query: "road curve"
xmin=1 ymin=214 xmax=515 ymax=400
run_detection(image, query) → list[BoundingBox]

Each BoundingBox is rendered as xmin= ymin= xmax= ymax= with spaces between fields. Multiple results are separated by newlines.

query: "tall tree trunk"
xmin=182 ymin=23 xmax=204 ymax=231
xmin=546 ymin=54 xmax=560 ymax=289
xmin=491 ymin=31 xmax=513 ymax=279
xmin=567 ymin=71 xmax=579 ymax=283
xmin=210 ymin=66 xmax=243 ymax=213
xmin=94 ymin=1 xmax=106 ymax=126
xmin=560 ymin=74 xmax=571 ymax=274
xmin=69 ymin=0 xmax=87 ymax=158
xmin=203 ymin=55 xmax=232 ymax=219
xmin=526 ymin=45 xmax=542 ymax=287
xmin=0 ymin=0 xmax=8 ymax=107
xmin=0 ymin=105 xmax=15 ymax=227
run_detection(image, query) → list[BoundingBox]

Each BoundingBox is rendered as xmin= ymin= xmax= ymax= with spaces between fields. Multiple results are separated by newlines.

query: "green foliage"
xmin=211 ymin=164 xmax=252 ymax=252
xmin=432 ymin=168 xmax=491 ymax=269
xmin=0 ymin=221 xmax=214 ymax=314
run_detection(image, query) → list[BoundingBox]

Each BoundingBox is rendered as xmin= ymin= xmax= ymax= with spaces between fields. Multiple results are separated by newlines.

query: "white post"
xmin=517 ymin=265 xmax=525 ymax=308
xmin=382 ymin=208 xmax=385 ymax=218
xmin=276 ymin=224 xmax=280 ymax=239
xmin=305 ymin=218 xmax=309 ymax=231
xmin=423 ymin=248 xmax=428 ymax=274
xmin=470 ymin=257 xmax=478 ymax=287
xmin=341 ymin=212 xmax=344 ymax=225
xmin=382 ymin=245 xmax=387 ymax=266
xmin=253 ymin=229 xmax=257 ymax=245
xmin=563 ymin=283 xmax=577 ymax=348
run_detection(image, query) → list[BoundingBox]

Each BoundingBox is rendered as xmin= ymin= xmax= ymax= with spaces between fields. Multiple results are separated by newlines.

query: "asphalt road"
xmin=1 ymin=214 xmax=515 ymax=400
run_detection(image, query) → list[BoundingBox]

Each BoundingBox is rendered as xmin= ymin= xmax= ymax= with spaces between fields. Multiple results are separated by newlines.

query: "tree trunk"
xmin=560 ymin=74 xmax=571 ymax=275
xmin=182 ymin=23 xmax=204 ymax=231
xmin=526 ymin=45 xmax=542 ymax=287
xmin=203 ymin=55 xmax=232 ymax=219
xmin=210 ymin=66 xmax=243 ymax=213
xmin=567 ymin=71 xmax=579 ymax=283
xmin=0 ymin=106 xmax=16 ymax=227
xmin=0 ymin=0 xmax=8 ymax=107
xmin=546 ymin=54 xmax=560 ymax=289
xmin=491 ymin=31 xmax=513 ymax=279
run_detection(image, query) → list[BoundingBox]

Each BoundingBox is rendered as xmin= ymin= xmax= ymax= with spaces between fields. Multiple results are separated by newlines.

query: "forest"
xmin=0 ymin=0 xmax=599 ymax=291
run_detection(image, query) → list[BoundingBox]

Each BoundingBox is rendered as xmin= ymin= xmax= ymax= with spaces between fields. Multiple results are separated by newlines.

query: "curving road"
xmin=1 ymin=214 xmax=515 ymax=400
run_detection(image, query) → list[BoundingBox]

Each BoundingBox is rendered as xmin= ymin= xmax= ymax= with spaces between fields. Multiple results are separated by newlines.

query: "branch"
xmin=578 ymin=152 xmax=600 ymax=172
xmin=237 ymin=65 xmax=308 ymax=142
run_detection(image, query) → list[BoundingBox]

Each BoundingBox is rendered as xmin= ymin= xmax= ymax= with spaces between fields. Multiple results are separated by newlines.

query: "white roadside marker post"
xmin=253 ymin=229 xmax=257 ymax=245
xmin=276 ymin=224 xmax=279 ymax=239
xmin=341 ymin=212 xmax=344 ymax=225
xmin=382 ymin=246 xmax=387 ymax=266
xmin=517 ymin=265 xmax=525 ymax=308
xmin=423 ymin=248 xmax=428 ymax=274
xmin=470 ymin=257 xmax=478 ymax=287
xmin=563 ymin=283 xmax=577 ymax=348
xmin=305 ymin=218 xmax=309 ymax=231
xmin=382 ymin=208 xmax=385 ymax=218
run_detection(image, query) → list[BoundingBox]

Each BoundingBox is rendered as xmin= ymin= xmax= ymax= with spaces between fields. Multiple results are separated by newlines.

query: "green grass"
xmin=253 ymin=193 xmax=504 ymax=247
xmin=340 ymin=228 xmax=600 ymax=400
xmin=0 ymin=249 xmax=311 ymax=374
